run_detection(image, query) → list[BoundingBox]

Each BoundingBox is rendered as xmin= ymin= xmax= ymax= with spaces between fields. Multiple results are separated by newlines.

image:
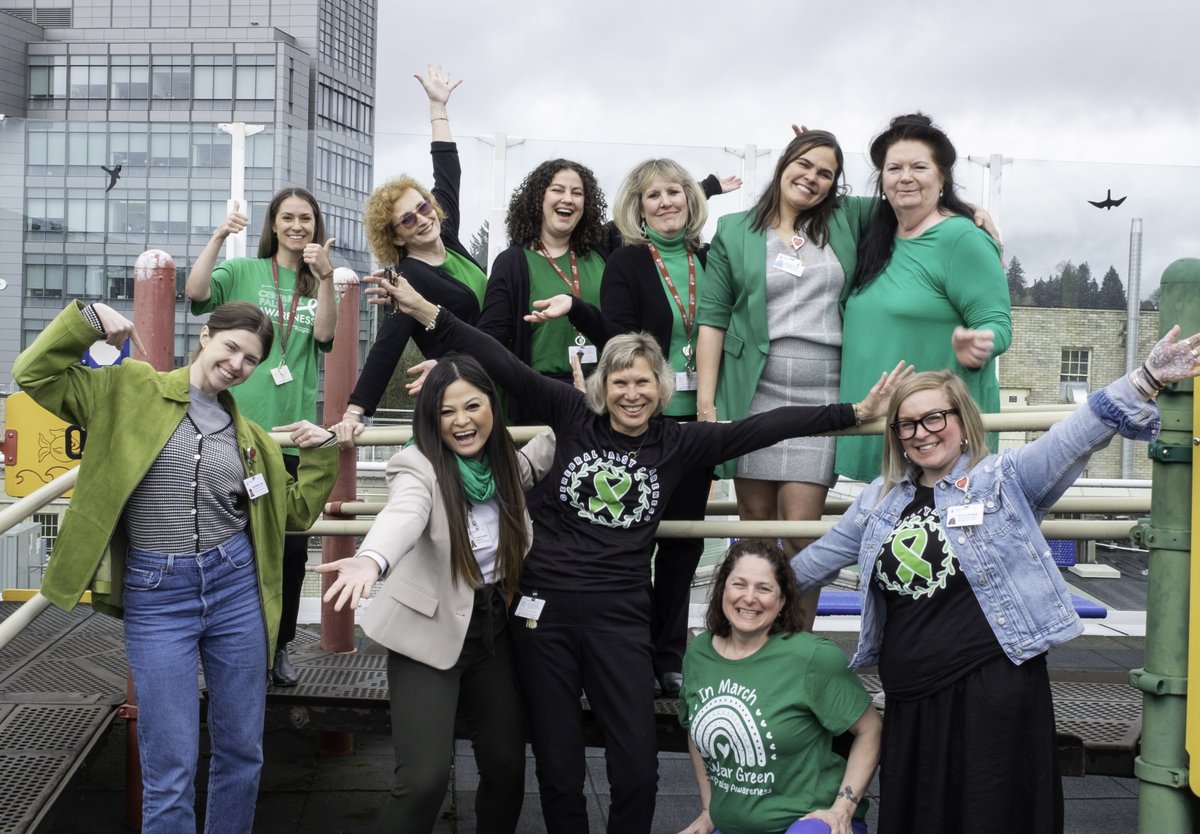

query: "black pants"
xmin=376 ymin=586 xmax=526 ymax=834
xmin=277 ymin=454 xmax=308 ymax=647
xmin=651 ymin=463 xmax=712 ymax=677
xmin=511 ymin=587 xmax=658 ymax=834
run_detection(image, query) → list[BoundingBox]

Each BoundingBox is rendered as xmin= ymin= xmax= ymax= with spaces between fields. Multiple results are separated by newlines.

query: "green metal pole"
xmin=1133 ymin=258 xmax=1200 ymax=832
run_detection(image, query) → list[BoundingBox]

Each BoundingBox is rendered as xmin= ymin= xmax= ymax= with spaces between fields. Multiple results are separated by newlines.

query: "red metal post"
xmin=124 ymin=249 xmax=177 ymax=829
xmin=132 ymin=250 xmax=178 ymax=367
xmin=318 ymin=269 xmax=361 ymax=758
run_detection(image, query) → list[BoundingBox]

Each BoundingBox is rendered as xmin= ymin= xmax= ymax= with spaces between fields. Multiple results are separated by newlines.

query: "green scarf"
xmin=457 ymin=453 xmax=496 ymax=503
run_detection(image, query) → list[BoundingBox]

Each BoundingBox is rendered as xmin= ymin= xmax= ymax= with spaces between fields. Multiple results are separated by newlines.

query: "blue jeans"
xmin=123 ymin=530 xmax=267 ymax=834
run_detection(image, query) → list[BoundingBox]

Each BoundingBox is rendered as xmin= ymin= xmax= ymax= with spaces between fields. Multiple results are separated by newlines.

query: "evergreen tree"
xmin=468 ymin=220 xmax=490 ymax=265
xmin=1141 ymin=287 xmax=1160 ymax=311
xmin=1097 ymin=266 xmax=1127 ymax=310
xmin=1006 ymin=257 xmax=1028 ymax=305
xmin=1058 ymin=261 xmax=1084 ymax=308
xmin=1029 ymin=276 xmax=1060 ymax=308
xmin=1077 ymin=262 xmax=1099 ymax=308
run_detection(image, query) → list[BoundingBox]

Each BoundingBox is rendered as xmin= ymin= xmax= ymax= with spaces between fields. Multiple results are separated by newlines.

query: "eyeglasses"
xmin=394 ymin=200 xmax=435 ymax=231
xmin=890 ymin=409 xmax=959 ymax=440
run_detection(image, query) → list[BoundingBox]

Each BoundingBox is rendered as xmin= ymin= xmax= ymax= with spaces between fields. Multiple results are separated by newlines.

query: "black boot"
xmin=271 ymin=647 xmax=299 ymax=687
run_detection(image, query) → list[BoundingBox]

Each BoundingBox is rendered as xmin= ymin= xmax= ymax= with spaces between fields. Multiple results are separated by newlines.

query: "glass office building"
xmin=0 ymin=0 xmax=376 ymax=377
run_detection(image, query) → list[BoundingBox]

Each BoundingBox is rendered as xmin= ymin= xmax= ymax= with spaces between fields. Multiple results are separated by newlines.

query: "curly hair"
xmin=505 ymin=159 xmax=607 ymax=256
xmin=705 ymin=539 xmax=808 ymax=638
xmin=362 ymin=176 xmax=446 ymax=266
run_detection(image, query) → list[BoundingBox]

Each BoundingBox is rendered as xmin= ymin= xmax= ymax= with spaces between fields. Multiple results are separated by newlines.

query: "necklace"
xmin=609 ymin=423 xmax=650 ymax=459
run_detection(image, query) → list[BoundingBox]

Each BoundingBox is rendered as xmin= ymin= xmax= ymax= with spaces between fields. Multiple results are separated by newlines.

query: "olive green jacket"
xmin=695 ymin=198 xmax=874 ymax=478
xmin=12 ymin=301 xmax=338 ymax=665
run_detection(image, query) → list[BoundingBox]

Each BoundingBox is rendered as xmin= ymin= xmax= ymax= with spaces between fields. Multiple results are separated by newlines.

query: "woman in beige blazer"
xmin=317 ymin=354 xmax=551 ymax=834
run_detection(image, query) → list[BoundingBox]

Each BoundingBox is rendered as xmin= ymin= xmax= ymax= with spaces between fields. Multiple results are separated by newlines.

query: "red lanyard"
xmin=538 ymin=246 xmax=581 ymax=296
xmin=646 ymin=242 xmax=696 ymax=339
xmin=270 ymin=258 xmax=303 ymax=356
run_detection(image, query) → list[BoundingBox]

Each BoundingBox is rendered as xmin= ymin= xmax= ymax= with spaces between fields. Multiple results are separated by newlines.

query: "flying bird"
xmin=1088 ymin=189 xmax=1126 ymax=210
xmin=100 ymin=164 xmax=122 ymax=193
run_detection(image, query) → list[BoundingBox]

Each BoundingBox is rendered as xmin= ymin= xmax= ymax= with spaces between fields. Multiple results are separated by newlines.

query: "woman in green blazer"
xmin=14 ymin=300 xmax=338 ymax=833
xmin=695 ymin=130 xmax=873 ymax=626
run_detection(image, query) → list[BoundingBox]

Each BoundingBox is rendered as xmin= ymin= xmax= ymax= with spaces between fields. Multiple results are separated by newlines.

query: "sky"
xmin=374 ymin=0 xmax=1200 ymax=300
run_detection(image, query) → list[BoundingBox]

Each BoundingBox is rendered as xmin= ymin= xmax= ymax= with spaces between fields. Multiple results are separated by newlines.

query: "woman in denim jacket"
xmin=793 ymin=327 xmax=1200 ymax=834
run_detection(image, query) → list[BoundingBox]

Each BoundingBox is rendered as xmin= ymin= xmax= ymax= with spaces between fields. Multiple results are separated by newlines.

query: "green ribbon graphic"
xmin=589 ymin=469 xmax=632 ymax=518
xmin=891 ymin=527 xmax=933 ymax=584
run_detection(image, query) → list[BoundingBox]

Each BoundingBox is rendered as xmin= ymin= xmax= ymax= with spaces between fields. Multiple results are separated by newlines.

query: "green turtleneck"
xmin=644 ymin=226 xmax=704 ymax=417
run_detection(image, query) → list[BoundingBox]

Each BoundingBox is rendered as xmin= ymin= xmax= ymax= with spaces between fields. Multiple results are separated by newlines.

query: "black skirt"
xmin=877 ymin=653 xmax=1063 ymax=834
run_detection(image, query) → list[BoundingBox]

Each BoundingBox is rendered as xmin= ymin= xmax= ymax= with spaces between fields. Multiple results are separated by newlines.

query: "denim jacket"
xmin=793 ymin=375 xmax=1159 ymax=667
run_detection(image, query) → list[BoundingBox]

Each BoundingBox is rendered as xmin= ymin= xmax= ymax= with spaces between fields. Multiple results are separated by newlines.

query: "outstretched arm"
xmin=415 ymin=64 xmax=461 ymax=143
xmin=186 ymin=202 xmax=248 ymax=304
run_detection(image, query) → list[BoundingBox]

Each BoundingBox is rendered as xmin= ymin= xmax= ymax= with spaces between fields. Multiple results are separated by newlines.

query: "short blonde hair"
xmin=612 ymin=159 xmax=708 ymax=250
xmin=584 ymin=332 xmax=675 ymax=417
xmin=881 ymin=370 xmax=988 ymax=493
xmin=362 ymin=176 xmax=446 ymax=266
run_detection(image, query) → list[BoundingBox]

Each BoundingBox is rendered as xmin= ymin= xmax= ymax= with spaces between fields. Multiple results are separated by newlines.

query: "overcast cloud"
xmin=374 ymin=0 xmax=1199 ymax=298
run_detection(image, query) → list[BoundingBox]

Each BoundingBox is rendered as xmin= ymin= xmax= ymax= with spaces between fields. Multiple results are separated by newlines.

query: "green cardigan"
xmin=695 ymin=197 xmax=874 ymax=478
xmin=12 ymin=301 xmax=339 ymax=666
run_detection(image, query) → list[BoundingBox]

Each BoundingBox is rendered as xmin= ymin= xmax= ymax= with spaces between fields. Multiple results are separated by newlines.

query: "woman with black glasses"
xmin=333 ymin=65 xmax=488 ymax=444
xmin=792 ymin=331 xmax=1200 ymax=833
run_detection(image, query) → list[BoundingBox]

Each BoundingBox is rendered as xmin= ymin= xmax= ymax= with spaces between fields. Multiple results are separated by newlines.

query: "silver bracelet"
xmin=425 ymin=305 xmax=443 ymax=332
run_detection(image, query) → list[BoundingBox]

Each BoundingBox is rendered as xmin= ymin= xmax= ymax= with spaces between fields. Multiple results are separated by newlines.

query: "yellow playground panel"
xmin=3 ymin=391 xmax=80 ymax=498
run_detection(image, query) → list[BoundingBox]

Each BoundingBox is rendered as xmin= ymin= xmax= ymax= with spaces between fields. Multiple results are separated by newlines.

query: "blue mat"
xmin=816 ymin=589 xmax=1107 ymax=619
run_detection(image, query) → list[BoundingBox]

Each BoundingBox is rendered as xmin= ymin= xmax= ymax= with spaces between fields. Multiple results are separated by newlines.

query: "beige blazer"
xmin=359 ymin=432 xmax=554 ymax=669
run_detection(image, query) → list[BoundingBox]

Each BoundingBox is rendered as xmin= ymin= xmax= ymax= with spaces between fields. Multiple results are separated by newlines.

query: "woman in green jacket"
xmin=695 ymin=130 xmax=874 ymax=626
xmin=13 ymin=300 xmax=338 ymax=834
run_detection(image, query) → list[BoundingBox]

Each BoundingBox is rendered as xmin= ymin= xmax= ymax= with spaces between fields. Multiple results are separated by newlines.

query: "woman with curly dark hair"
xmin=332 ymin=65 xmax=489 ymax=445
xmin=474 ymin=158 xmax=609 ymax=422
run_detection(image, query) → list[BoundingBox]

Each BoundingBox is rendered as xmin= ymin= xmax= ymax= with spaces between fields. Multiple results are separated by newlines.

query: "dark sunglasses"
xmin=394 ymin=200 xmax=435 ymax=231
xmin=890 ymin=409 xmax=959 ymax=440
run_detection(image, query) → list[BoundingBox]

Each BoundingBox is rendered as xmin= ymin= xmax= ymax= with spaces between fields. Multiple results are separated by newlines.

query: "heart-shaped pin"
xmin=791 ymin=234 xmax=805 ymax=251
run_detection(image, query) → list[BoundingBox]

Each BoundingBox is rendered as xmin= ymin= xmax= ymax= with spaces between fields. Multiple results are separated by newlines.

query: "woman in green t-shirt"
xmin=679 ymin=539 xmax=880 ymax=834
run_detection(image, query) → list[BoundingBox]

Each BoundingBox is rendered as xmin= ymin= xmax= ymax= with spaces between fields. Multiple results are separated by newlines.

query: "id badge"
xmin=515 ymin=594 xmax=545 ymax=628
xmin=466 ymin=508 xmax=494 ymax=550
xmin=568 ymin=344 xmax=598 ymax=365
xmin=271 ymin=364 xmax=293 ymax=385
xmin=773 ymin=252 xmax=805 ymax=278
xmin=675 ymin=371 xmax=697 ymax=391
xmin=946 ymin=503 xmax=984 ymax=527
xmin=243 ymin=473 xmax=270 ymax=500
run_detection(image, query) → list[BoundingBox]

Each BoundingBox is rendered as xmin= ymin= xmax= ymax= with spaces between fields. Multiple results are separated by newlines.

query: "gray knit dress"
xmin=735 ymin=230 xmax=844 ymax=486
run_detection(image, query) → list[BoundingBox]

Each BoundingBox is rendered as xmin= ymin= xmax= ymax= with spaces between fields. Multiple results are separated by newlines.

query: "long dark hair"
xmin=411 ymin=355 xmax=528 ymax=597
xmin=257 ymin=187 xmax=327 ymax=298
xmin=705 ymin=539 xmax=807 ymax=638
xmin=505 ymin=159 xmax=607 ymax=256
xmin=750 ymin=130 xmax=846 ymax=248
xmin=852 ymin=113 xmax=974 ymax=291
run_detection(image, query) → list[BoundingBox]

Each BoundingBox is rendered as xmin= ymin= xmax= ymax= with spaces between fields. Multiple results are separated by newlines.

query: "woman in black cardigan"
xmin=332 ymin=65 xmax=487 ymax=444
xmin=526 ymin=158 xmax=734 ymax=695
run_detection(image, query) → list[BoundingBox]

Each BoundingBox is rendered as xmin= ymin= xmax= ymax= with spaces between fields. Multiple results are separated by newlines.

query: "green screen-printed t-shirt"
xmin=679 ymin=631 xmax=870 ymax=834
xmin=190 ymin=257 xmax=335 ymax=452
xmin=524 ymin=247 xmax=603 ymax=374
xmin=440 ymin=249 xmax=487 ymax=308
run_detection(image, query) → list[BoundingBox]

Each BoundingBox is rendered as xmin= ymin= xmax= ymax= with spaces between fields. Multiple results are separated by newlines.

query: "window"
xmin=110 ymin=59 xmax=150 ymax=100
xmin=193 ymin=57 xmax=233 ymax=100
xmin=151 ymin=58 xmax=190 ymax=100
xmin=1060 ymin=349 xmax=1090 ymax=383
xmin=30 ymin=58 xmax=67 ymax=99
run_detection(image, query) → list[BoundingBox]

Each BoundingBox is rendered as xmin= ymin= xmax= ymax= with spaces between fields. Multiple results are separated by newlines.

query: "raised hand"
xmin=405 ymin=359 xmax=439 ymax=396
xmin=215 ymin=200 xmax=249 ymax=240
xmin=303 ymin=237 xmax=336 ymax=278
xmin=1145 ymin=325 xmax=1200 ymax=385
xmin=717 ymin=174 xmax=743 ymax=194
xmin=857 ymin=361 xmax=914 ymax=422
xmin=414 ymin=64 xmax=462 ymax=106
